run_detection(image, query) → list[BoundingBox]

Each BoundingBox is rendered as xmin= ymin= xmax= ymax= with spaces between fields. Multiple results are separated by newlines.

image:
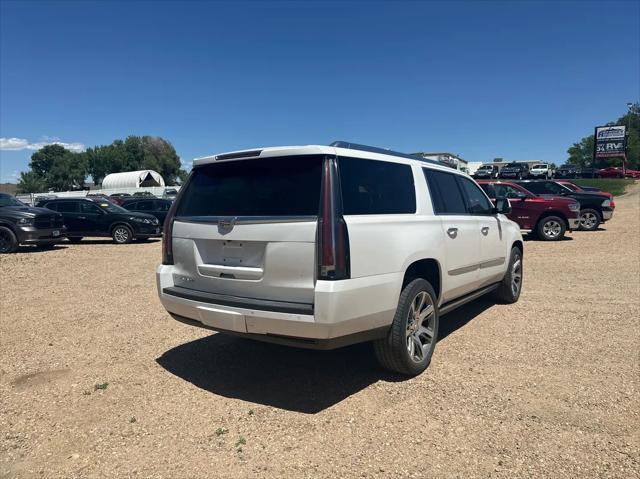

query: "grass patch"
xmin=214 ymin=427 xmax=228 ymax=437
xmin=573 ymin=178 xmax=635 ymax=196
xmin=94 ymin=382 xmax=109 ymax=391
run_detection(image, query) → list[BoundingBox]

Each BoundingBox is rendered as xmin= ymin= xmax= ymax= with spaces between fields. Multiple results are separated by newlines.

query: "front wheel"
xmin=536 ymin=216 xmax=566 ymax=241
xmin=493 ymin=246 xmax=523 ymax=304
xmin=373 ymin=279 xmax=439 ymax=376
xmin=0 ymin=226 xmax=19 ymax=254
xmin=68 ymin=237 xmax=83 ymax=243
xmin=578 ymin=209 xmax=601 ymax=231
xmin=112 ymin=225 xmax=133 ymax=244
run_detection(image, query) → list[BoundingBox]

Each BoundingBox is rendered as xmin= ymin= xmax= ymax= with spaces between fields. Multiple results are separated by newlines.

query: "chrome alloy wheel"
xmin=114 ymin=227 xmax=130 ymax=243
xmin=580 ymin=212 xmax=598 ymax=230
xmin=543 ymin=220 xmax=562 ymax=239
xmin=406 ymin=291 xmax=435 ymax=363
xmin=511 ymin=256 xmax=522 ymax=296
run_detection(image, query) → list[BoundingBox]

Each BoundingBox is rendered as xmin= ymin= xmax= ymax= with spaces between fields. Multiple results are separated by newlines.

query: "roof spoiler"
xmin=330 ymin=141 xmax=441 ymax=166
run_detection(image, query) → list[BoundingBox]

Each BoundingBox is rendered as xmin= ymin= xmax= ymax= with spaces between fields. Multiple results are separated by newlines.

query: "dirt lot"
xmin=1 ymin=186 xmax=639 ymax=479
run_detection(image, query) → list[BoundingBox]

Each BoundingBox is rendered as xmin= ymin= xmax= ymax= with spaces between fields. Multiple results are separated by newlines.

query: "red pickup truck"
xmin=477 ymin=180 xmax=581 ymax=241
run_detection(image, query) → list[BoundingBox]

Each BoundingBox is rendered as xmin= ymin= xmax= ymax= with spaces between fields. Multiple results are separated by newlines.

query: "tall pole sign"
xmin=593 ymin=125 xmax=627 ymax=173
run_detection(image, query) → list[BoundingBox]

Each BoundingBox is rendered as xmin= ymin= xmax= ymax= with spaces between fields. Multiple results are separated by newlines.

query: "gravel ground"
xmin=1 ymin=185 xmax=639 ymax=479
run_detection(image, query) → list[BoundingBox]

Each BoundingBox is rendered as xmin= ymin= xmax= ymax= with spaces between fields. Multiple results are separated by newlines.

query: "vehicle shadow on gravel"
xmin=65 ymin=239 xmax=161 ymax=245
xmin=156 ymin=300 xmax=493 ymax=414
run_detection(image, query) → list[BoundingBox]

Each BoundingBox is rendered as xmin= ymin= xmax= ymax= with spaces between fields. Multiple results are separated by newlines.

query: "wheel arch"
xmin=402 ymin=258 xmax=442 ymax=303
xmin=109 ymin=221 xmax=134 ymax=235
xmin=537 ymin=210 xmax=569 ymax=228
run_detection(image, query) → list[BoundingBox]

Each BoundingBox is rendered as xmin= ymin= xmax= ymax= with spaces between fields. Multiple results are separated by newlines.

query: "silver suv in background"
xmin=157 ymin=142 xmax=524 ymax=376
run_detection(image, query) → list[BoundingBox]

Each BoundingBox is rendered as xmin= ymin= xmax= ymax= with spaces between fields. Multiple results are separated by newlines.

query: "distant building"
xmin=412 ymin=152 xmax=468 ymax=172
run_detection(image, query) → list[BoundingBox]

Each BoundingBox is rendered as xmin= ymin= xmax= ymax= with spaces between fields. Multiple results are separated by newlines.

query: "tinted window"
xmin=124 ymin=201 xmax=138 ymax=210
xmin=43 ymin=202 xmax=58 ymax=211
xmin=521 ymin=181 xmax=564 ymax=195
xmin=177 ymin=155 xmax=323 ymax=217
xmin=81 ymin=202 xmax=103 ymax=214
xmin=339 ymin=157 xmax=415 ymax=215
xmin=56 ymin=201 xmax=79 ymax=213
xmin=457 ymin=177 xmax=493 ymax=214
xmin=135 ymin=201 xmax=153 ymax=211
xmin=155 ymin=200 xmax=171 ymax=211
xmin=424 ymin=169 xmax=467 ymax=214
xmin=484 ymin=183 xmax=524 ymax=199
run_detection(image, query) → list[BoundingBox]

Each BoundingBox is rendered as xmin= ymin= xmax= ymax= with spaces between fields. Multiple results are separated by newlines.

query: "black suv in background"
xmin=514 ymin=180 xmax=614 ymax=231
xmin=555 ymin=164 xmax=580 ymax=179
xmin=472 ymin=164 xmax=500 ymax=179
xmin=36 ymin=198 xmax=160 ymax=244
xmin=121 ymin=198 xmax=173 ymax=225
xmin=499 ymin=162 xmax=530 ymax=180
xmin=0 ymin=193 xmax=66 ymax=253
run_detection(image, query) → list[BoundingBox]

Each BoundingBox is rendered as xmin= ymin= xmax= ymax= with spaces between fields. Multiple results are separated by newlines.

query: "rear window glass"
xmin=177 ymin=155 xmax=323 ymax=217
xmin=338 ymin=157 xmax=416 ymax=215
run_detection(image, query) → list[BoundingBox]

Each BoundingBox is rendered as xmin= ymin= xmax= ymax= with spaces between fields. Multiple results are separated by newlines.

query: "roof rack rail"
xmin=329 ymin=141 xmax=442 ymax=165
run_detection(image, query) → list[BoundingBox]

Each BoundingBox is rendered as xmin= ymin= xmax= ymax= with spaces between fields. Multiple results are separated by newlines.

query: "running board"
xmin=439 ymin=283 xmax=499 ymax=315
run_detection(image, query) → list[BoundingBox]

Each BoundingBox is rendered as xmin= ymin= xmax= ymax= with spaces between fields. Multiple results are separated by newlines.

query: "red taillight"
xmin=317 ymin=157 xmax=350 ymax=280
xmin=162 ymin=175 xmax=191 ymax=265
xmin=162 ymin=203 xmax=176 ymax=265
xmin=610 ymin=199 xmax=615 ymax=209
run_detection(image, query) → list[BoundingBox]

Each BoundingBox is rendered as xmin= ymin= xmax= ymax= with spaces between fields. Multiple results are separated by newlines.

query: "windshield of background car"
xmin=532 ymin=164 xmax=547 ymax=169
xmin=96 ymin=202 xmax=129 ymax=214
xmin=0 ymin=194 xmax=25 ymax=207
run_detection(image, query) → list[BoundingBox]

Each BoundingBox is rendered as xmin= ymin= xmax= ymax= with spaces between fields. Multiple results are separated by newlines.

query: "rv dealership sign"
xmin=594 ymin=125 xmax=626 ymax=159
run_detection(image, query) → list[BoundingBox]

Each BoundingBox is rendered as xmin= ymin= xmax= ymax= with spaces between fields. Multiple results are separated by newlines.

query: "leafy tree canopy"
xmin=86 ymin=135 xmax=186 ymax=186
xmin=16 ymin=135 xmax=188 ymax=193
xmin=567 ymin=103 xmax=640 ymax=169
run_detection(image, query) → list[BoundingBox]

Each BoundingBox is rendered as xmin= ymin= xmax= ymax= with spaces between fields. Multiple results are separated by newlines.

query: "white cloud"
xmin=0 ymin=137 xmax=86 ymax=153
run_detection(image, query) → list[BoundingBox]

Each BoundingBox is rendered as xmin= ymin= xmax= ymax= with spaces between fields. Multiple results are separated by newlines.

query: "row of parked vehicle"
xmin=473 ymin=163 xmax=640 ymax=180
xmin=0 ymin=193 xmax=174 ymax=253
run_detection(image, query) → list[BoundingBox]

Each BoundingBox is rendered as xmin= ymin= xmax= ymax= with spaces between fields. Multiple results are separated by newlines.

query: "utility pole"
xmin=625 ymin=102 xmax=633 ymax=174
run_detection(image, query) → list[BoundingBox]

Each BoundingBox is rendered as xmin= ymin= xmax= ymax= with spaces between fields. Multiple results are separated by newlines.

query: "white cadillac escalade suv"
xmin=157 ymin=142 xmax=523 ymax=376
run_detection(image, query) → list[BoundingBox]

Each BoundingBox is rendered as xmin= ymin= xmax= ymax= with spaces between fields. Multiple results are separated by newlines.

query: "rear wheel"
xmin=68 ymin=237 xmax=83 ymax=243
xmin=112 ymin=225 xmax=133 ymax=244
xmin=578 ymin=209 xmax=601 ymax=231
xmin=493 ymin=246 xmax=523 ymax=304
xmin=136 ymin=236 xmax=150 ymax=242
xmin=373 ymin=278 xmax=439 ymax=376
xmin=0 ymin=226 xmax=18 ymax=254
xmin=536 ymin=216 xmax=566 ymax=241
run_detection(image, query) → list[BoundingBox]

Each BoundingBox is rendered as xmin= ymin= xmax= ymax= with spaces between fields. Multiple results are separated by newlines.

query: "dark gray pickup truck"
xmin=0 ymin=193 xmax=66 ymax=253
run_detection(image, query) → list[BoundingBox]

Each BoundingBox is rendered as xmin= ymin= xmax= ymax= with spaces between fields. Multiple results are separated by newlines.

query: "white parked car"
xmin=157 ymin=142 xmax=524 ymax=376
xmin=529 ymin=163 xmax=552 ymax=179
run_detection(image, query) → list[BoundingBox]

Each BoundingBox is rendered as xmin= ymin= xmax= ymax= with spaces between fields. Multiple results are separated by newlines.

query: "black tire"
xmin=112 ymin=225 xmax=133 ymax=244
xmin=68 ymin=237 xmax=83 ymax=243
xmin=136 ymin=236 xmax=150 ymax=242
xmin=578 ymin=208 xmax=601 ymax=231
xmin=536 ymin=216 xmax=566 ymax=241
xmin=35 ymin=243 xmax=56 ymax=250
xmin=493 ymin=246 xmax=523 ymax=304
xmin=373 ymin=278 xmax=439 ymax=376
xmin=0 ymin=226 xmax=19 ymax=254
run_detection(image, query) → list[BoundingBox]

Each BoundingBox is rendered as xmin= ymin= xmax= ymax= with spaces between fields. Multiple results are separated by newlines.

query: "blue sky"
xmin=1 ymin=0 xmax=639 ymax=183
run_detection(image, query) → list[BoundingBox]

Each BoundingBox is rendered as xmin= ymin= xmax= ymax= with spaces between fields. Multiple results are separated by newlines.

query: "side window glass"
xmin=81 ymin=202 xmax=102 ymax=214
xmin=479 ymin=183 xmax=496 ymax=199
xmin=157 ymin=201 xmax=170 ymax=211
xmin=339 ymin=157 xmax=416 ymax=215
xmin=457 ymin=177 xmax=493 ymax=215
xmin=423 ymin=169 xmax=467 ymax=214
xmin=56 ymin=201 xmax=79 ymax=213
xmin=44 ymin=202 xmax=58 ymax=211
xmin=136 ymin=201 xmax=152 ymax=211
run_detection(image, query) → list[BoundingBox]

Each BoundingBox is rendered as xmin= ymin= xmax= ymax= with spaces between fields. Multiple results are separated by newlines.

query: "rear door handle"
xmin=447 ymin=227 xmax=458 ymax=239
xmin=481 ymin=226 xmax=489 ymax=236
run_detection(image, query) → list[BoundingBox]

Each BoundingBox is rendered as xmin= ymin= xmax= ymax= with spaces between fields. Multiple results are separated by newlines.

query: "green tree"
xmin=16 ymin=171 xmax=47 ymax=193
xmin=86 ymin=135 xmax=187 ymax=185
xmin=18 ymin=144 xmax=87 ymax=192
